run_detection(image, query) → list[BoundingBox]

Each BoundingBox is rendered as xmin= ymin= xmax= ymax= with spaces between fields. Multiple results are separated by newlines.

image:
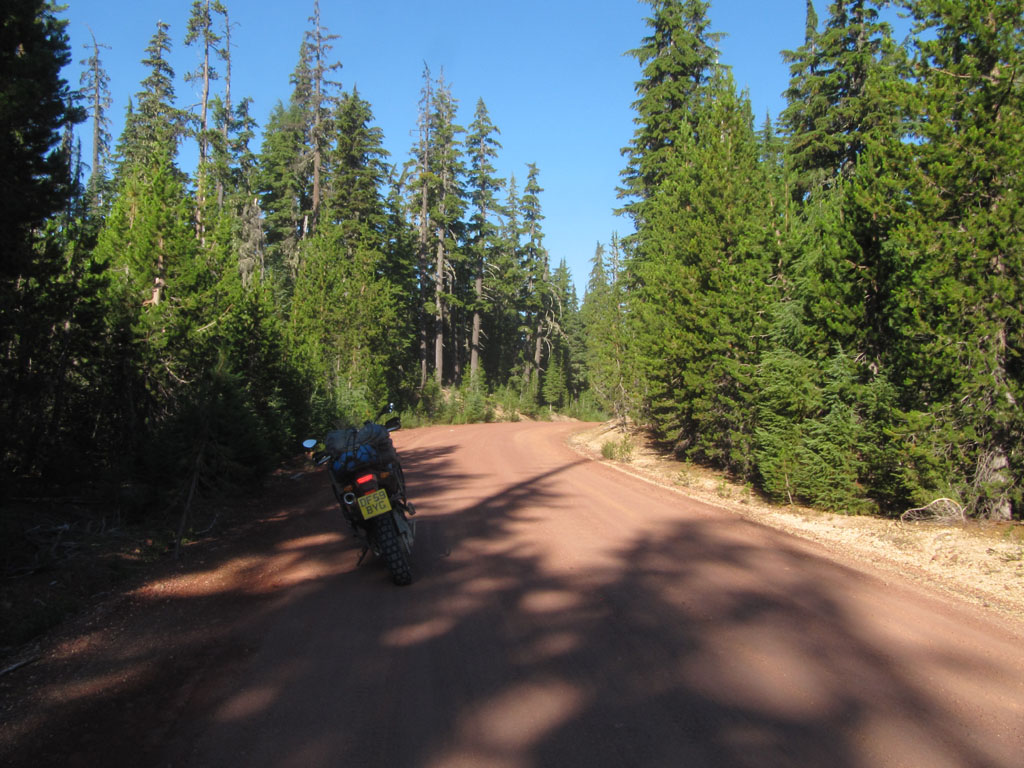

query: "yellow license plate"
xmin=357 ymin=489 xmax=392 ymax=520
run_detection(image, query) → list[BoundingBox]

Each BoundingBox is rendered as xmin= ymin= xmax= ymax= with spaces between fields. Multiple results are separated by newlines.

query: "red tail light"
xmin=356 ymin=473 xmax=375 ymax=485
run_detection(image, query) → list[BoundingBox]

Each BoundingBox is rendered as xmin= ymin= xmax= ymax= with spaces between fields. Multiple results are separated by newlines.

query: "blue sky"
xmin=62 ymin=0 xmax=808 ymax=293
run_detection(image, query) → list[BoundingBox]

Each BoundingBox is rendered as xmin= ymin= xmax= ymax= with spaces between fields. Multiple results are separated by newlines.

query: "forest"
xmin=1 ymin=0 xmax=1021 ymax=532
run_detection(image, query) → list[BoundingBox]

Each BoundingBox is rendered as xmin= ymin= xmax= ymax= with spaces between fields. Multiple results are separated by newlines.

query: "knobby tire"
xmin=372 ymin=513 xmax=412 ymax=586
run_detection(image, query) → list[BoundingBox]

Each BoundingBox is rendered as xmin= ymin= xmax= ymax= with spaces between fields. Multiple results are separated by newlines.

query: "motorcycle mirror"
xmin=302 ymin=439 xmax=317 ymax=450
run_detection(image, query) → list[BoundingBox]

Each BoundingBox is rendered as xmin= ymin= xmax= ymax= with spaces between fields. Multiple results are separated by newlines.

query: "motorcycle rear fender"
xmin=392 ymin=509 xmax=415 ymax=552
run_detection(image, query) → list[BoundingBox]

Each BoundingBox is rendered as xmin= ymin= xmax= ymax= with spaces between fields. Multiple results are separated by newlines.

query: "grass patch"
xmin=601 ymin=436 xmax=635 ymax=462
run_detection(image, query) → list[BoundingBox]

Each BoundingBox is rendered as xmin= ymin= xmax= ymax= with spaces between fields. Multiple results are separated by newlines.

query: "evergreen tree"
xmin=484 ymin=173 xmax=526 ymax=387
xmin=257 ymin=99 xmax=310 ymax=289
xmin=619 ymin=0 xmax=721 ymax=229
xmin=543 ymin=259 xmax=583 ymax=405
xmin=519 ymin=162 xmax=550 ymax=398
xmin=755 ymin=0 xmax=910 ymax=512
xmin=425 ymin=73 xmax=465 ymax=385
xmin=116 ymin=21 xmax=184 ymax=173
xmin=289 ymin=229 xmax=401 ymax=425
xmin=323 ymin=87 xmax=389 ymax=253
xmin=581 ymin=237 xmax=636 ymax=425
xmin=258 ymin=13 xmax=340 ymax=290
xmin=626 ymin=55 xmax=773 ymax=475
xmin=465 ymin=98 xmax=505 ymax=383
xmin=184 ymin=0 xmax=226 ymax=237
xmin=79 ymin=27 xmax=112 ymax=209
xmin=0 ymin=0 xmax=89 ymax=480
xmin=91 ymin=21 xmax=204 ymax=483
xmin=758 ymin=112 xmax=790 ymax=247
xmin=1 ymin=0 xmax=84 ymax=282
xmin=302 ymin=0 xmax=342 ymax=234
xmin=780 ymin=0 xmax=904 ymax=201
xmin=883 ymin=0 xmax=1024 ymax=519
xmin=409 ymin=66 xmax=435 ymax=390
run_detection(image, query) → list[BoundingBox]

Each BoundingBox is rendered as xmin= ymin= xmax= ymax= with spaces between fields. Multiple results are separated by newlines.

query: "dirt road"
xmin=2 ymin=422 xmax=1023 ymax=767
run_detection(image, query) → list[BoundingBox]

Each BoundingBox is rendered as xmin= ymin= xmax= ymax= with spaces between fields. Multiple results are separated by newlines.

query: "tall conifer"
xmin=884 ymin=0 xmax=1024 ymax=519
xmin=465 ymin=98 xmax=504 ymax=383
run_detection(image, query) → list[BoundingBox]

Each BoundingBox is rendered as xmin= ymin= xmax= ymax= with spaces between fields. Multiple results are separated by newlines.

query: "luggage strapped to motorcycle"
xmin=325 ymin=423 xmax=397 ymax=476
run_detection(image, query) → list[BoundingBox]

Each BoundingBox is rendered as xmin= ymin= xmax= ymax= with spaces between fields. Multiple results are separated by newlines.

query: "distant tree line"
xmin=2 ymin=0 xmax=1020 ymax=526
xmin=581 ymin=0 xmax=1021 ymax=520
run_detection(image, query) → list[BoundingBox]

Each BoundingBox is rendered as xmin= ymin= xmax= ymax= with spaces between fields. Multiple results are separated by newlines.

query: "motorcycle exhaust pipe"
xmin=343 ymin=492 xmax=357 ymax=506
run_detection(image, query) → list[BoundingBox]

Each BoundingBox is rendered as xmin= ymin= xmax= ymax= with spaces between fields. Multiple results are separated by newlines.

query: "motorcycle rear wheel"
xmin=371 ymin=513 xmax=413 ymax=586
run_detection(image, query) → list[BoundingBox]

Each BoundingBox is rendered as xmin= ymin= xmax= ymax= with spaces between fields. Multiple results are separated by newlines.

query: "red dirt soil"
xmin=1 ymin=422 xmax=1022 ymax=768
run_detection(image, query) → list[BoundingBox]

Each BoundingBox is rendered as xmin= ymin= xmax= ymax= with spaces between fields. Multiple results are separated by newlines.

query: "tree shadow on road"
xmin=2 ymin=426 xmax=1019 ymax=768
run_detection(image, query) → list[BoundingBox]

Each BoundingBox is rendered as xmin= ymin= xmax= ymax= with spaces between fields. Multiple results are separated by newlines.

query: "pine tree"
xmin=79 ymin=27 xmax=112 ymax=209
xmin=324 ymin=88 xmax=389 ymax=253
xmin=409 ymin=66 xmax=435 ymax=390
xmin=185 ymin=0 xmax=227 ymax=238
xmin=758 ymin=112 xmax=790 ymax=247
xmin=483 ymin=173 xmax=526 ymax=387
xmin=619 ymin=0 xmax=721 ymax=229
xmin=302 ymin=0 xmax=342 ymax=234
xmin=257 ymin=99 xmax=310 ymax=289
xmin=421 ymin=72 xmax=465 ymax=385
xmin=116 ymin=21 xmax=184 ymax=173
xmin=1 ymin=0 xmax=84 ymax=281
xmin=626 ymin=51 xmax=773 ymax=475
xmin=207 ymin=1 xmax=236 ymax=209
xmin=753 ymin=0 xmax=911 ymax=511
xmin=0 ymin=0 xmax=89 ymax=479
xmin=289 ymin=229 xmax=401 ymax=425
xmin=780 ymin=0 xmax=903 ymax=201
xmin=581 ymin=237 xmax=636 ymax=425
xmin=91 ymin=21 xmax=204 ymax=484
xmin=546 ymin=258 xmax=583 ymax=404
xmin=883 ymin=0 xmax=1024 ymax=519
xmin=519 ymin=162 xmax=550 ymax=398
xmin=465 ymin=98 xmax=505 ymax=383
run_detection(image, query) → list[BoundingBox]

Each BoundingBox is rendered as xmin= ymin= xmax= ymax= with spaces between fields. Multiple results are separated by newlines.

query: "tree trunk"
xmin=434 ymin=231 xmax=445 ymax=385
xmin=417 ymin=162 xmax=430 ymax=391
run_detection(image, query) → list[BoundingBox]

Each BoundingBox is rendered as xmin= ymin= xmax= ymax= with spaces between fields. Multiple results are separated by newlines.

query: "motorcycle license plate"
xmin=357 ymin=489 xmax=391 ymax=520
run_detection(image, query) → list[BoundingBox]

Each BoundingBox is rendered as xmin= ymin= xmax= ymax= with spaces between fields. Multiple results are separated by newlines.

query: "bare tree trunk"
xmin=434 ymin=231 xmax=445 ymax=385
xmin=147 ymin=237 xmax=166 ymax=306
xmin=470 ymin=271 xmax=482 ymax=380
xmin=418 ymin=189 xmax=429 ymax=388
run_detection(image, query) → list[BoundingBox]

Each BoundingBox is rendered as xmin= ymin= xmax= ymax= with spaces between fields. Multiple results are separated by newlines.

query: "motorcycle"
xmin=303 ymin=406 xmax=416 ymax=585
